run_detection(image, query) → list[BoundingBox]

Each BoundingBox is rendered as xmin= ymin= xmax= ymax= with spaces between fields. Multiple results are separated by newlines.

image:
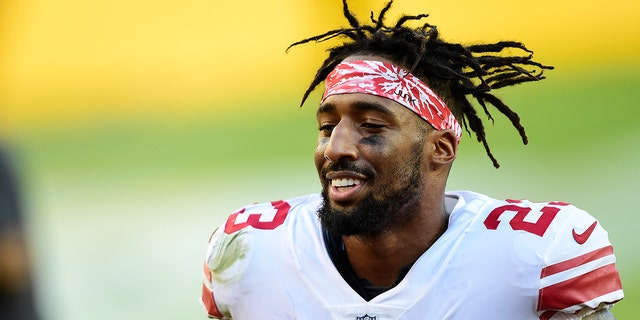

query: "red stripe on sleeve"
xmin=201 ymin=283 xmax=224 ymax=318
xmin=541 ymin=246 xmax=613 ymax=278
xmin=204 ymin=261 xmax=212 ymax=282
xmin=538 ymin=264 xmax=622 ymax=311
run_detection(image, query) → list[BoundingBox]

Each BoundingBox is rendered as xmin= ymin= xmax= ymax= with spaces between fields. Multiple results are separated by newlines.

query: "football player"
xmin=201 ymin=1 xmax=623 ymax=319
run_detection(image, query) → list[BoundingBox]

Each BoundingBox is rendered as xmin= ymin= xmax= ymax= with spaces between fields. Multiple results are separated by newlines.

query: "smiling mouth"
xmin=330 ymin=178 xmax=363 ymax=192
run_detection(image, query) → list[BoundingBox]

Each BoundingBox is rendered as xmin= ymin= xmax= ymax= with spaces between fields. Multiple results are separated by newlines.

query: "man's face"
xmin=315 ymin=92 xmax=429 ymax=236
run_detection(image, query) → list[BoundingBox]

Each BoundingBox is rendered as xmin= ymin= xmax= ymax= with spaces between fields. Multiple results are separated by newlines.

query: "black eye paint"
xmin=361 ymin=135 xmax=382 ymax=146
xmin=317 ymin=137 xmax=329 ymax=147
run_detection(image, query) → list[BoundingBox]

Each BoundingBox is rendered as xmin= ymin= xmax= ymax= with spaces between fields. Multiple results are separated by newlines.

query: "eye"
xmin=361 ymin=122 xmax=385 ymax=132
xmin=318 ymin=124 xmax=335 ymax=135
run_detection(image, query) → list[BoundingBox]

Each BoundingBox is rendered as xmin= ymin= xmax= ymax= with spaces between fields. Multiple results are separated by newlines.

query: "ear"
xmin=429 ymin=129 xmax=458 ymax=166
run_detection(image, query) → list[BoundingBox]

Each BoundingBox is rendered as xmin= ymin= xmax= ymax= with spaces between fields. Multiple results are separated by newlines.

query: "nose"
xmin=322 ymin=121 xmax=358 ymax=163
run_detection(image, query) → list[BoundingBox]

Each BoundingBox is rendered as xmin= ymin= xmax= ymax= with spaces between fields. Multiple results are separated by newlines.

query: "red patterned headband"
xmin=322 ymin=60 xmax=462 ymax=143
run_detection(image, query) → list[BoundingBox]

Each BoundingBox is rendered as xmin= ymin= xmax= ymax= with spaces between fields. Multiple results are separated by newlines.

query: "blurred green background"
xmin=1 ymin=0 xmax=638 ymax=319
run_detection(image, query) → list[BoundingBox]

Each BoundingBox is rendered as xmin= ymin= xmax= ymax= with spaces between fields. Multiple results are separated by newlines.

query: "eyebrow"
xmin=317 ymin=100 xmax=396 ymax=117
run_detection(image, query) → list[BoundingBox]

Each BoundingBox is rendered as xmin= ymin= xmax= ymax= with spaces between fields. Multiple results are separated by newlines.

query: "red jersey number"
xmin=484 ymin=201 xmax=568 ymax=237
xmin=224 ymin=200 xmax=291 ymax=234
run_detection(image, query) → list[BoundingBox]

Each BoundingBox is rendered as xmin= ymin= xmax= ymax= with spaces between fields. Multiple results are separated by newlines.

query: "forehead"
xmin=318 ymin=93 xmax=418 ymax=122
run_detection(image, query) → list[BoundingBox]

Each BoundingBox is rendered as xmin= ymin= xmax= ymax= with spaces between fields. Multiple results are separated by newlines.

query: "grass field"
xmin=6 ymin=65 xmax=639 ymax=319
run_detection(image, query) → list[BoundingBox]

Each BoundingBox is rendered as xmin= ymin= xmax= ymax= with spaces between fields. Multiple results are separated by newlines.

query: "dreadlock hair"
xmin=287 ymin=0 xmax=554 ymax=168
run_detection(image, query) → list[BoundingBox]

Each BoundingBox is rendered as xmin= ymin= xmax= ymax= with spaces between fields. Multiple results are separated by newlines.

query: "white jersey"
xmin=200 ymin=191 xmax=623 ymax=319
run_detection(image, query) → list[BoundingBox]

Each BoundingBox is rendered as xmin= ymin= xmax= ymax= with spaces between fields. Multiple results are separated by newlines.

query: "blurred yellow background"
xmin=1 ymin=1 xmax=638 ymax=319
xmin=2 ymin=0 xmax=638 ymax=134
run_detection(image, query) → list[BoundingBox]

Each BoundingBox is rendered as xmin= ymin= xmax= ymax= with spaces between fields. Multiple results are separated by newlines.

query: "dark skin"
xmin=315 ymin=55 xmax=457 ymax=286
xmin=314 ymin=55 xmax=616 ymax=319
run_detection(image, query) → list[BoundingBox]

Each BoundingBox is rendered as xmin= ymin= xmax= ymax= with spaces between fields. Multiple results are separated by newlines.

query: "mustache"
xmin=321 ymin=160 xmax=375 ymax=178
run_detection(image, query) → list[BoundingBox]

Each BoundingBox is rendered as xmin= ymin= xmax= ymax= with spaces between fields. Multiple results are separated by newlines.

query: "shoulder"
xmin=455 ymin=191 xmax=618 ymax=274
xmin=448 ymin=190 xmax=614 ymax=272
xmin=449 ymin=190 xmax=609 ymax=242
xmin=450 ymin=191 xmax=623 ymax=317
xmin=205 ymin=194 xmax=321 ymax=282
xmin=220 ymin=193 xmax=322 ymax=234
xmin=204 ymin=193 xmax=322 ymax=271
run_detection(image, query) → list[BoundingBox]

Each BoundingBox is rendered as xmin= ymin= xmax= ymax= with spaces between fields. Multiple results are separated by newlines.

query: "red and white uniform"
xmin=200 ymin=191 xmax=623 ymax=319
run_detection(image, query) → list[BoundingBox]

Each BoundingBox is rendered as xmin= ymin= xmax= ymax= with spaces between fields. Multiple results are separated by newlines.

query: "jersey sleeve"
xmin=199 ymin=199 xmax=294 ymax=319
xmin=201 ymin=227 xmax=225 ymax=319
xmin=537 ymin=205 xmax=623 ymax=319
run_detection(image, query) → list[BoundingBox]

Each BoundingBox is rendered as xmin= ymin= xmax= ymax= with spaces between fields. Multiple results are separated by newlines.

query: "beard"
xmin=317 ymin=148 xmax=424 ymax=237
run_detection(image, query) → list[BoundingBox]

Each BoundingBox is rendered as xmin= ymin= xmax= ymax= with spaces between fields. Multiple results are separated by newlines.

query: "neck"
xmin=342 ymin=197 xmax=449 ymax=287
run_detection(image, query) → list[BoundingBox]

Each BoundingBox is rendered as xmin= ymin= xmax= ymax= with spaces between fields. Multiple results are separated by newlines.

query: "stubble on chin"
xmin=317 ymin=169 xmax=422 ymax=237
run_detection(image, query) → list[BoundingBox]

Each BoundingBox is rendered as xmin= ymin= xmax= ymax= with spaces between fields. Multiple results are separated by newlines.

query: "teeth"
xmin=331 ymin=178 xmax=362 ymax=187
